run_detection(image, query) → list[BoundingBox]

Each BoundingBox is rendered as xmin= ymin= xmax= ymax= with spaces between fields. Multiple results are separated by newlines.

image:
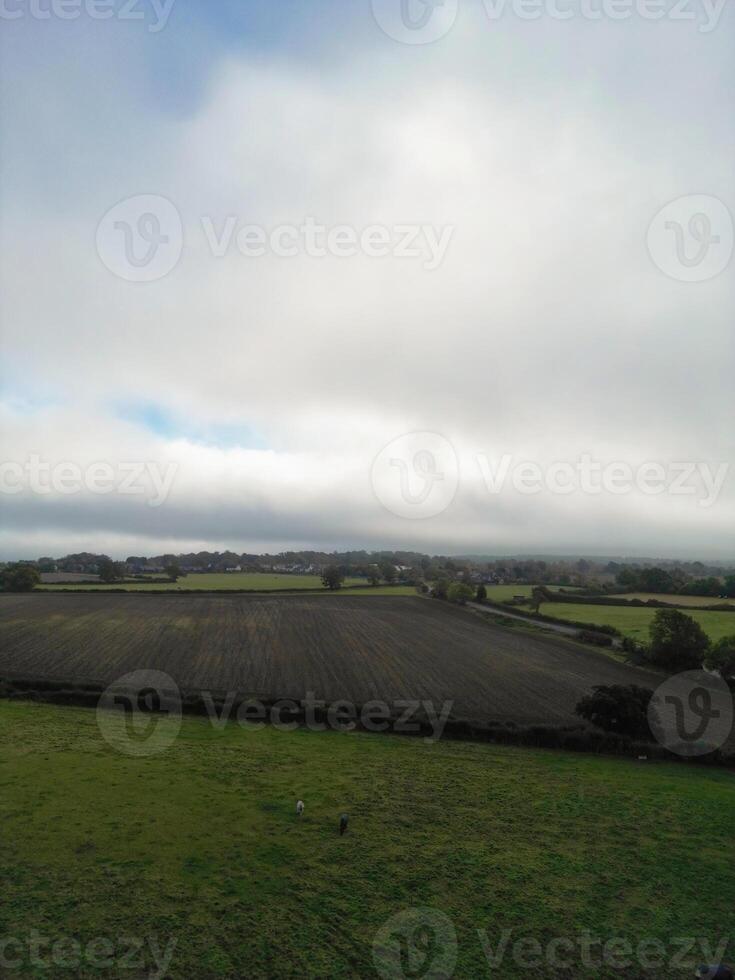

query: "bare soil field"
xmin=0 ymin=594 xmax=663 ymax=726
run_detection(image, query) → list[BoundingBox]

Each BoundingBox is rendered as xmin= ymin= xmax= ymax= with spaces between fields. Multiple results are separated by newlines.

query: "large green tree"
xmin=647 ymin=608 xmax=710 ymax=671
xmin=576 ymin=684 xmax=653 ymax=740
xmin=321 ymin=565 xmax=344 ymax=591
xmin=1 ymin=564 xmax=40 ymax=592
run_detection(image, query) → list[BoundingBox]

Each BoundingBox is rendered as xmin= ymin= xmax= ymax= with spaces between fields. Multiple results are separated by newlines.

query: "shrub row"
xmin=541 ymin=592 xmax=735 ymax=613
xmin=3 ymin=676 xmax=732 ymax=769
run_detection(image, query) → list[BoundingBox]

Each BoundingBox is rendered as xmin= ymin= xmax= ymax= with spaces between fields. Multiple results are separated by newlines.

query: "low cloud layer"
xmin=1 ymin=4 xmax=733 ymax=559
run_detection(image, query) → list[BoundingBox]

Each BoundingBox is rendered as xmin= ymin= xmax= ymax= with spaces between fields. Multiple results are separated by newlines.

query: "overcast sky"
xmin=0 ymin=0 xmax=733 ymax=560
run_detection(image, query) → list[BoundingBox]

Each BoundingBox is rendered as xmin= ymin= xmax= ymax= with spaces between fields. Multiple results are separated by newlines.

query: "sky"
xmin=0 ymin=0 xmax=733 ymax=561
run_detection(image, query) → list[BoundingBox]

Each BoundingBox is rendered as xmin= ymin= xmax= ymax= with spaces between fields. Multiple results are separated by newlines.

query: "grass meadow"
xmin=539 ymin=602 xmax=735 ymax=644
xmin=1 ymin=700 xmax=734 ymax=978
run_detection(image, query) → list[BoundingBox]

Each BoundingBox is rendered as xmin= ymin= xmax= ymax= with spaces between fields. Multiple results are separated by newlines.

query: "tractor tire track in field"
xmin=0 ymin=594 xmax=662 ymax=726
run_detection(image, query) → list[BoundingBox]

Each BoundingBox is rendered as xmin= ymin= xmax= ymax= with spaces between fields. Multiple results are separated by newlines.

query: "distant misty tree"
xmin=322 ymin=565 xmax=344 ymax=591
xmin=98 ymin=558 xmax=124 ymax=584
xmin=379 ymin=563 xmax=396 ymax=585
xmin=530 ymin=585 xmax=552 ymax=613
xmin=165 ymin=563 xmax=182 ymax=582
xmin=687 ymin=577 xmax=724 ymax=597
xmin=475 ymin=584 xmax=487 ymax=602
xmin=447 ymin=582 xmax=473 ymax=606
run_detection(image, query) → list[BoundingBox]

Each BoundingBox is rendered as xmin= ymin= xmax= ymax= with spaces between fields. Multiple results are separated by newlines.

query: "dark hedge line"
xmin=32 ymin=584 xmax=387 ymax=595
xmin=3 ymin=677 xmax=732 ymax=769
xmin=539 ymin=593 xmax=735 ymax=613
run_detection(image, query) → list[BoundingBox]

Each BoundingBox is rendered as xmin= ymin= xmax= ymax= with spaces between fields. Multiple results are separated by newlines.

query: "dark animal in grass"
xmin=695 ymin=965 xmax=734 ymax=980
xmin=339 ymin=813 xmax=348 ymax=836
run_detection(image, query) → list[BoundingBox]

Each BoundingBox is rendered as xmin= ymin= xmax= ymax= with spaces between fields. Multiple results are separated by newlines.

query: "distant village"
xmin=6 ymin=550 xmax=734 ymax=596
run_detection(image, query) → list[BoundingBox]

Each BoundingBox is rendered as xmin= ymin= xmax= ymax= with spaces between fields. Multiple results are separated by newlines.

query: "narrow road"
xmin=467 ymin=601 xmax=602 ymax=640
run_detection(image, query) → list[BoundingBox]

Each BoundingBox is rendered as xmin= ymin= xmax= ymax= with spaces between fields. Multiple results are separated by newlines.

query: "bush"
xmin=577 ymin=629 xmax=613 ymax=648
xmin=647 ymin=608 xmax=710 ymax=671
xmin=705 ymin=635 xmax=735 ymax=682
xmin=1 ymin=564 xmax=40 ymax=592
xmin=621 ymin=635 xmax=647 ymax=656
xmin=321 ymin=565 xmax=344 ymax=590
xmin=447 ymin=582 xmax=474 ymax=605
xmin=475 ymin=584 xmax=487 ymax=602
xmin=575 ymin=684 xmax=654 ymax=740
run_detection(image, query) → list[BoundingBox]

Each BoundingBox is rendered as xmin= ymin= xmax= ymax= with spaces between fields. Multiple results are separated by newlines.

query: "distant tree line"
xmin=4 ymin=549 xmax=734 ymax=598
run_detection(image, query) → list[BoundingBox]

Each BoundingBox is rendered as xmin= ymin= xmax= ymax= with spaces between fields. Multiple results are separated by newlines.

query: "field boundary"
xmin=33 ymin=583 xmax=414 ymax=595
xmin=539 ymin=592 xmax=735 ymax=613
xmin=3 ymin=676 xmax=733 ymax=770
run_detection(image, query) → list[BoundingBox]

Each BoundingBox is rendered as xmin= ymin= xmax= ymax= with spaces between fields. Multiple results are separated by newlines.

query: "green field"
xmin=38 ymin=572 xmax=415 ymax=595
xmin=1 ymin=700 xmax=733 ymax=978
xmin=483 ymin=584 xmax=534 ymax=600
xmin=540 ymin=602 xmax=735 ymax=643
xmin=483 ymin=585 xmax=585 ymax=602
